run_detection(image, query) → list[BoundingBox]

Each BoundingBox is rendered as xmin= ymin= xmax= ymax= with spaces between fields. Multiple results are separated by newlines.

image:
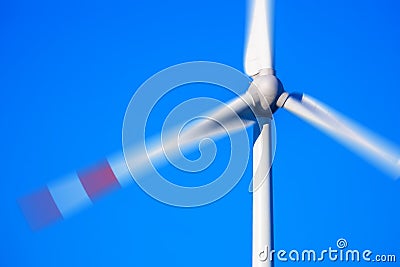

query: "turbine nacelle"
xmin=247 ymin=68 xmax=284 ymax=116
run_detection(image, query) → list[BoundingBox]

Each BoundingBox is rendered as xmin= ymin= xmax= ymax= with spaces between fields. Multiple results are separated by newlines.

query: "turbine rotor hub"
xmin=247 ymin=68 xmax=285 ymax=116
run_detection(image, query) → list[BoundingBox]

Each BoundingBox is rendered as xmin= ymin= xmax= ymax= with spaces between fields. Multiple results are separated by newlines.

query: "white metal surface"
xmin=244 ymin=0 xmax=274 ymax=76
xmin=281 ymin=94 xmax=400 ymax=178
xmin=252 ymin=120 xmax=273 ymax=267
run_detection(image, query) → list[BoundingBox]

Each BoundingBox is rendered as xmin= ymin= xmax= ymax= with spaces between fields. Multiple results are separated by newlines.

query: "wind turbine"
xmin=18 ymin=0 xmax=400 ymax=266
xmin=244 ymin=0 xmax=400 ymax=265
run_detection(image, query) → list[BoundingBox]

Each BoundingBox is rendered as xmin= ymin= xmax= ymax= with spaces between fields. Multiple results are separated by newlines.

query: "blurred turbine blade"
xmin=281 ymin=93 xmax=400 ymax=178
xmin=178 ymin=93 xmax=255 ymax=146
xmin=141 ymin=93 xmax=256 ymax=172
xmin=244 ymin=0 xmax=275 ymax=76
xmin=19 ymin=94 xmax=256 ymax=229
xmin=18 ymin=154 xmax=132 ymax=230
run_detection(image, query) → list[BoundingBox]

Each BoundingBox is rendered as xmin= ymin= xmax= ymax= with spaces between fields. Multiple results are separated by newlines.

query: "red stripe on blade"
xmin=18 ymin=188 xmax=62 ymax=230
xmin=78 ymin=161 xmax=120 ymax=199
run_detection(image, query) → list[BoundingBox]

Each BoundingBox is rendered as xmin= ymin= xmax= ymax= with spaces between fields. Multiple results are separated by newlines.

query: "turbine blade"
xmin=244 ymin=0 xmax=275 ymax=76
xmin=19 ymin=94 xmax=256 ymax=229
xmin=178 ymin=93 xmax=255 ymax=147
xmin=280 ymin=93 xmax=400 ymax=178
xmin=18 ymin=154 xmax=132 ymax=230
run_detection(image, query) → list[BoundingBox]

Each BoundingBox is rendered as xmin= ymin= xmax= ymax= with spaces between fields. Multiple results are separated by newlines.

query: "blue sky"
xmin=1 ymin=0 xmax=400 ymax=266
